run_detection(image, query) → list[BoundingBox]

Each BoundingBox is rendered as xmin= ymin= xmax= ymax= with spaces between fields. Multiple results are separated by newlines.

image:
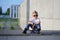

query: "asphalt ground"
xmin=0 ymin=30 xmax=60 ymax=36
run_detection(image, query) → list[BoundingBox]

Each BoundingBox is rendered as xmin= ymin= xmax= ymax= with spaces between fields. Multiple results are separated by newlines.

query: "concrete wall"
xmin=19 ymin=0 xmax=60 ymax=30
xmin=18 ymin=0 xmax=27 ymax=30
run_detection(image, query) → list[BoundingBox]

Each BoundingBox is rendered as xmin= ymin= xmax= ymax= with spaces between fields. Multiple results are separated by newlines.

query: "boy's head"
xmin=32 ymin=10 xmax=38 ymax=18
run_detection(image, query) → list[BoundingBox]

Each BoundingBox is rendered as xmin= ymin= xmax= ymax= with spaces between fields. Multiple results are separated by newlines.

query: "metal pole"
xmin=26 ymin=0 xmax=30 ymax=23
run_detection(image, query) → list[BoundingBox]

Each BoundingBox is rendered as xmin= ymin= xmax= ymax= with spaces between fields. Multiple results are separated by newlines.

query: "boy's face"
xmin=32 ymin=13 xmax=38 ymax=18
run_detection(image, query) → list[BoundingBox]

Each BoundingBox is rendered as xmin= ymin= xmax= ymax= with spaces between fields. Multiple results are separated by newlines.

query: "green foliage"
xmin=10 ymin=24 xmax=15 ymax=30
xmin=17 ymin=18 xmax=20 ymax=26
xmin=0 ymin=18 xmax=19 ymax=30
xmin=0 ymin=7 xmax=2 ymax=15
xmin=6 ymin=8 xmax=10 ymax=15
xmin=0 ymin=22 xmax=5 ymax=30
xmin=0 ymin=18 xmax=18 ymax=22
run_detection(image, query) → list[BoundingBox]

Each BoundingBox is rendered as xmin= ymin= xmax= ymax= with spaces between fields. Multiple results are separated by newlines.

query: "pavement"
xmin=0 ymin=30 xmax=60 ymax=36
xmin=0 ymin=36 xmax=60 ymax=40
xmin=0 ymin=30 xmax=60 ymax=40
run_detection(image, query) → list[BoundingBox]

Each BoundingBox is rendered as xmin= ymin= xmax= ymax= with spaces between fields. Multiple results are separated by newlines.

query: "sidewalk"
xmin=0 ymin=30 xmax=60 ymax=36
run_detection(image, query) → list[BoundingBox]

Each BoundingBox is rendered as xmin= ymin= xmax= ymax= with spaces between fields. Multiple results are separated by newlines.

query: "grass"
xmin=0 ymin=18 xmax=18 ymax=22
xmin=0 ymin=18 xmax=20 ymax=30
xmin=10 ymin=24 xmax=15 ymax=30
xmin=0 ymin=22 xmax=5 ymax=30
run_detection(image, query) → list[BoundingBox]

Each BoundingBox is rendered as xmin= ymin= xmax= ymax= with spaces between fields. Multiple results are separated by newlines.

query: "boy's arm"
xmin=28 ymin=18 xmax=33 ymax=24
xmin=28 ymin=21 xmax=33 ymax=24
xmin=28 ymin=21 xmax=36 ymax=28
xmin=32 ymin=23 xmax=36 ymax=28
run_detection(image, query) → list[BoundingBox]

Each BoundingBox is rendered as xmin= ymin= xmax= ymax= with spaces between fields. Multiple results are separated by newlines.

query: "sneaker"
xmin=22 ymin=31 xmax=26 ymax=34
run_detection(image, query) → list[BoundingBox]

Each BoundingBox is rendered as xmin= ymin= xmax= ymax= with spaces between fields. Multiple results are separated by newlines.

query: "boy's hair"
xmin=33 ymin=10 xmax=38 ymax=15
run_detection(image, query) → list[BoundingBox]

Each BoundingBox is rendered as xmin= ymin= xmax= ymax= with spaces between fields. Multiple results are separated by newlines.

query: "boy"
xmin=23 ymin=10 xmax=41 ymax=34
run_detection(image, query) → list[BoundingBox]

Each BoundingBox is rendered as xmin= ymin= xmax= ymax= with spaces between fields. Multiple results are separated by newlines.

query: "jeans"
xmin=23 ymin=24 xmax=41 ymax=34
xmin=25 ymin=24 xmax=41 ymax=30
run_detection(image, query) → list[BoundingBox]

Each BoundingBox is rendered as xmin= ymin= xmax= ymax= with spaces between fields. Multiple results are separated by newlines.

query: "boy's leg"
xmin=23 ymin=24 xmax=32 ymax=34
xmin=36 ymin=24 xmax=41 ymax=34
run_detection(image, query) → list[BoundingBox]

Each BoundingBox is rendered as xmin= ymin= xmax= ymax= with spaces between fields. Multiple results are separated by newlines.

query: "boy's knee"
xmin=27 ymin=24 xmax=32 ymax=26
xmin=25 ymin=24 xmax=32 ymax=29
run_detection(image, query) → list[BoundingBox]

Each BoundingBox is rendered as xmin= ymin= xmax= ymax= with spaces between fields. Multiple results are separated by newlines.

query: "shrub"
xmin=10 ymin=24 xmax=15 ymax=30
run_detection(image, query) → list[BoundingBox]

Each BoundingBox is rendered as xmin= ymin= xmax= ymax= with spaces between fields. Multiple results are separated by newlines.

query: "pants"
xmin=25 ymin=24 xmax=41 ymax=30
xmin=23 ymin=24 xmax=41 ymax=34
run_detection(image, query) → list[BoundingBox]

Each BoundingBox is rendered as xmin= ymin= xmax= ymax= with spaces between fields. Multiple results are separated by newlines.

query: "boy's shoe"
xmin=22 ymin=28 xmax=28 ymax=34
xmin=37 ymin=29 xmax=41 ymax=34
xmin=22 ymin=31 xmax=26 ymax=34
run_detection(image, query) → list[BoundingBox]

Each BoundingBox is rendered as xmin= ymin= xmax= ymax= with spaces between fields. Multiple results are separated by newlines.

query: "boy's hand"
xmin=35 ymin=20 xmax=40 ymax=24
xmin=35 ymin=21 xmax=40 ymax=24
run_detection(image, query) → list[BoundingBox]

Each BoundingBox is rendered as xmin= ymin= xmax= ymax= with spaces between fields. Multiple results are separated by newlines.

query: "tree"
xmin=6 ymin=8 xmax=10 ymax=15
xmin=0 ymin=7 xmax=2 ymax=15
